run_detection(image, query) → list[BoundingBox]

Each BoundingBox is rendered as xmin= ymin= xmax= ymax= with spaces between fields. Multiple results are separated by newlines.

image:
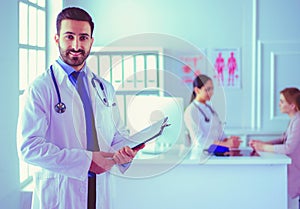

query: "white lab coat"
xmin=184 ymin=100 xmax=226 ymax=149
xmin=17 ymin=62 xmax=129 ymax=209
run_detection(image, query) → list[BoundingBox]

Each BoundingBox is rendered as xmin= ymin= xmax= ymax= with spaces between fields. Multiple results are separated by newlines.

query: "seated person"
xmin=249 ymin=87 xmax=300 ymax=209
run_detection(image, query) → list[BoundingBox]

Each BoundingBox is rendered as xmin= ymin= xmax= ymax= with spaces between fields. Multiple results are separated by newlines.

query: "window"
xmin=87 ymin=47 xmax=185 ymax=153
xmin=87 ymin=47 xmax=164 ymax=129
xmin=18 ymin=0 xmax=46 ymax=187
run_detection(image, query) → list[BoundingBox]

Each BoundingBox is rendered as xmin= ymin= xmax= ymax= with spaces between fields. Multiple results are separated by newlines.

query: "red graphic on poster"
xmin=214 ymin=52 xmax=225 ymax=85
xmin=227 ymin=52 xmax=238 ymax=86
xmin=180 ymin=55 xmax=203 ymax=84
xmin=182 ymin=65 xmax=192 ymax=74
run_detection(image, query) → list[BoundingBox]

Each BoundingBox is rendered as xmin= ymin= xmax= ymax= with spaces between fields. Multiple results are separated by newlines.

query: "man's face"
xmin=55 ymin=19 xmax=94 ymax=71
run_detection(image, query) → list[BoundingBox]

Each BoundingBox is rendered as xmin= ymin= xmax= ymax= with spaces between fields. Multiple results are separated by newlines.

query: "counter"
xmin=110 ymin=146 xmax=291 ymax=209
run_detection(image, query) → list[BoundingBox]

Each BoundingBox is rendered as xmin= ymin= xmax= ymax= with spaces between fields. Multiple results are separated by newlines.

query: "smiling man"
xmin=18 ymin=7 xmax=144 ymax=209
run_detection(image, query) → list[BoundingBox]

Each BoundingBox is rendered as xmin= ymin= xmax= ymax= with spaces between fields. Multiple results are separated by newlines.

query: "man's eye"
xmin=80 ymin=36 xmax=89 ymax=41
xmin=66 ymin=35 xmax=74 ymax=40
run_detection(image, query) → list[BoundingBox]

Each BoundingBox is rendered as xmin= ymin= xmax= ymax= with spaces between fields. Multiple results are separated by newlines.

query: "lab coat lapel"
xmin=86 ymin=68 xmax=106 ymax=152
xmin=52 ymin=62 xmax=88 ymax=149
xmin=85 ymin=69 xmax=115 ymax=152
xmin=86 ymin=68 xmax=97 ymax=115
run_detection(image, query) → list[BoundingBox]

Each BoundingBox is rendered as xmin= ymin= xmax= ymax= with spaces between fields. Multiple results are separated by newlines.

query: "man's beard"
xmin=59 ymin=45 xmax=90 ymax=67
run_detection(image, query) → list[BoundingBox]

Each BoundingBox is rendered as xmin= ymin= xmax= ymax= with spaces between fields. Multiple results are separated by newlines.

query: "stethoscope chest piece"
xmin=193 ymin=102 xmax=215 ymax=123
xmin=55 ymin=102 xmax=66 ymax=114
xmin=50 ymin=65 xmax=67 ymax=114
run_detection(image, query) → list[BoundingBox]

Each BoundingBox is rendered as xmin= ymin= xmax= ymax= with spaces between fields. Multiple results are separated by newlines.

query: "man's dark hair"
xmin=56 ymin=7 xmax=94 ymax=37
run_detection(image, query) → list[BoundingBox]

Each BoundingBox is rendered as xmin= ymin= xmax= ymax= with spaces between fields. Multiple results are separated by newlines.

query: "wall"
xmin=256 ymin=0 xmax=300 ymax=131
xmin=0 ymin=1 xmax=20 ymax=208
xmin=63 ymin=0 xmax=253 ymax=130
xmin=62 ymin=0 xmax=300 ymax=133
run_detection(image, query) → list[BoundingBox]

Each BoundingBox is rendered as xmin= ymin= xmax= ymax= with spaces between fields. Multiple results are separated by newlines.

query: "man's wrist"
xmin=111 ymin=158 xmax=117 ymax=165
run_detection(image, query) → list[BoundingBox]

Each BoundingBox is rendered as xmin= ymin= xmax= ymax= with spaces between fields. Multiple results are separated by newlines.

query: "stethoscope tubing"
xmin=50 ymin=65 xmax=111 ymax=114
xmin=91 ymin=74 xmax=109 ymax=106
xmin=50 ymin=65 xmax=66 ymax=113
xmin=193 ymin=102 xmax=215 ymax=123
xmin=50 ymin=65 xmax=62 ymax=103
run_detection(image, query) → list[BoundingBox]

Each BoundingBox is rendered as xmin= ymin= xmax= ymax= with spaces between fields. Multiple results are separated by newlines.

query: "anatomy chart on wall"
xmin=210 ymin=48 xmax=241 ymax=88
xmin=179 ymin=49 xmax=207 ymax=88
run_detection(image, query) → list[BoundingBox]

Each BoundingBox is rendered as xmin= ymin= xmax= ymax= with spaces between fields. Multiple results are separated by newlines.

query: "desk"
xmin=110 ymin=146 xmax=290 ymax=209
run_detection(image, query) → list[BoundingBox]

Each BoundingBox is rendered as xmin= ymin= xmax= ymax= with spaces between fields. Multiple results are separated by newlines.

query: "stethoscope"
xmin=91 ymin=75 xmax=115 ymax=108
xmin=50 ymin=65 xmax=114 ymax=114
xmin=193 ymin=102 xmax=215 ymax=123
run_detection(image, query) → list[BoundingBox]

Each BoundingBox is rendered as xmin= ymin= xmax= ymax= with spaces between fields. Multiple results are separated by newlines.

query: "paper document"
xmin=124 ymin=117 xmax=170 ymax=150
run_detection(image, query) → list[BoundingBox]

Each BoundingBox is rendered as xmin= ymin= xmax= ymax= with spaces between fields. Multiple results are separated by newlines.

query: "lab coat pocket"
xmin=95 ymin=101 xmax=115 ymax=149
xmin=35 ymin=173 xmax=59 ymax=208
xmin=95 ymin=98 xmax=114 ymax=129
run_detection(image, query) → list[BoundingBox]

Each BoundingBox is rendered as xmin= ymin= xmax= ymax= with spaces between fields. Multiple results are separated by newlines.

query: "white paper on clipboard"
xmin=122 ymin=117 xmax=170 ymax=149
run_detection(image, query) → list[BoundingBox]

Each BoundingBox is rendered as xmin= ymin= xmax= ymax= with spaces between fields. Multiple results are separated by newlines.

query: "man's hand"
xmin=89 ymin=145 xmax=146 ymax=174
xmin=112 ymin=146 xmax=134 ymax=165
xmin=112 ymin=145 xmax=145 ymax=165
xmin=89 ymin=152 xmax=115 ymax=174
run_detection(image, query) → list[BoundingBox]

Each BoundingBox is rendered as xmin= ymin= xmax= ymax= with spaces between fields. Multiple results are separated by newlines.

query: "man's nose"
xmin=72 ymin=38 xmax=80 ymax=51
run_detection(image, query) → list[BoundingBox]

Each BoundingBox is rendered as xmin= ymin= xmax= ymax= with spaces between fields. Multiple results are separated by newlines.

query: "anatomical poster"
xmin=210 ymin=48 xmax=241 ymax=88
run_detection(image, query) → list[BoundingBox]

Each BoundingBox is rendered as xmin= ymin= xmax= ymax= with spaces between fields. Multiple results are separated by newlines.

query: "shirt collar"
xmin=292 ymin=111 xmax=300 ymax=121
xmin=56 ymin=57 xmax=87 ymax=76
xmin=193 ymin=100 xmax=215 ymax=113
xmin=193 ymin=100 xmax=206 ymax=108
xmin=56 ymin=57 xmax=88 ymax=86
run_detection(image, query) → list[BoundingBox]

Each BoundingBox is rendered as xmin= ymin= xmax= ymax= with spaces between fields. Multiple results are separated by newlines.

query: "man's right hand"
xmin=89 ymin=152 xmax=115 ymax=174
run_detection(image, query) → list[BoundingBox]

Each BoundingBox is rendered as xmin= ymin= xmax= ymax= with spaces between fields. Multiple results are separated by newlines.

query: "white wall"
xmin=63 ymin=0 xmax=300 ymax=134
xmin=63 ymin=0 xmax=253 ymax=129
xmin=0 ymin=1 xmax=21 ymax=208
xmin=256 ymin=0 xmax=300 ymax=131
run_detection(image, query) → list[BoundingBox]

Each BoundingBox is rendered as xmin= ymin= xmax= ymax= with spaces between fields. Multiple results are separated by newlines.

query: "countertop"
xmin=133 ymin=145 xmax=291 ymax=166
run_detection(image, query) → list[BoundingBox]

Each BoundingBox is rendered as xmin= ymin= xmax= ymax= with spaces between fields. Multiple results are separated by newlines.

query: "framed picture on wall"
xmin=209 ymin=48 xmax=241 ymax=88
xmin=178 ymin=48 xmax=207 ymax=90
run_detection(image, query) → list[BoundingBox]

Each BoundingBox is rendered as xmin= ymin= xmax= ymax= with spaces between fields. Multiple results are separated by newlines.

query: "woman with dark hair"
xmin=184 ymin=74 xmax=241 ymax=151
xmin=249 ymin=87 xmax=300 ymax=209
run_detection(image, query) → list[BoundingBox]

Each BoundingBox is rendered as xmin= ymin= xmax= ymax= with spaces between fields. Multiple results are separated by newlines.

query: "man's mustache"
xmin=67 ymin=49 xmax=85 ymax=54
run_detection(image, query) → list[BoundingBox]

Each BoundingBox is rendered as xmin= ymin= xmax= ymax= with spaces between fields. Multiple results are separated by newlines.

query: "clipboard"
xmin=125 ymin=117 xmax=170 ymax=150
